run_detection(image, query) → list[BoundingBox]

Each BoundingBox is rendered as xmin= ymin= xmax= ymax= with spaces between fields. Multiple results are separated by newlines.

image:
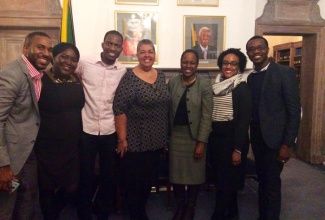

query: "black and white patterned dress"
xmin=113 ymin=70 xmax=169 ymax=152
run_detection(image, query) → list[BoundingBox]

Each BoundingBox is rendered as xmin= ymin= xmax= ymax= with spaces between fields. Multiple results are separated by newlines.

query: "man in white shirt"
xmin=75 ymin=30 xmax=126 ymax=220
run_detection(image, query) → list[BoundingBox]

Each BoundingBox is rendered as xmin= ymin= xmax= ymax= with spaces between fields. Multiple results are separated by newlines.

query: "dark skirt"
xmin=208 ymin=121 xmax=248 ymax=190
xmin=35 ymin=137 xmax=79 ymax=190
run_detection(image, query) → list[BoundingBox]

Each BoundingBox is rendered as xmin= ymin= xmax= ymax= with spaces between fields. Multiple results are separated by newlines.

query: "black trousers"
xmin=121 ymin=150 xmax=161 ymax=220
xmin=77 ymin=132 xmax=118 ymax=220
xmin=39 ymin=187 xmax=77 ymax=220
xmin=250 ymin=126 xmax=284 ymax=220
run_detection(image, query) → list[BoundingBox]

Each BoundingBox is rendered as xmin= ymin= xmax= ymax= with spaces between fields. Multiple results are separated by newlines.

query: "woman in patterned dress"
xmin=113 ymin=39 xmax=169 ymax=220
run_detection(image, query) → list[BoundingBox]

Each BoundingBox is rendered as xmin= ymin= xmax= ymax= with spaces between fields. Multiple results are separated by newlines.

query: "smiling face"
xmin=181 ymin=51 xmax=198 ymax=81
xmin=23 ymin=35 xmax=53 ymax=71
xmin=136 ymin=43 xmax=155 ymax=70
xmin=101 ymin=33 xmax=123 ymax=65
xmin=221 ymin=53 xmax=240 ymax=79
xmin=246 ymin=38 xmax=270 ymax=71
xmin=52 ymin=48 xmax=78 ymax=77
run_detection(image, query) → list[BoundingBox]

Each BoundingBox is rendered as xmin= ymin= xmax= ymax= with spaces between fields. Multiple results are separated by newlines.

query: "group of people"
xmin=0 ymin=30 xmax=301 ymax=220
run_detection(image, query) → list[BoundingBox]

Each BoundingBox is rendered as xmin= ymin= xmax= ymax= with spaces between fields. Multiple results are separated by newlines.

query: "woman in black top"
xmin=34 ymin=43 xmax=85 ymax=220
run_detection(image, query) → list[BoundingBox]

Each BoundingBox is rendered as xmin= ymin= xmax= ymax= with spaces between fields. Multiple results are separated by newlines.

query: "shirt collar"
xmin=252 ymin=62 xmax=270 ymax=73
xmin=96 ymin=53 xmax=119 ymax=69
xmin=21 ymin=55 xmax=44 ymax=80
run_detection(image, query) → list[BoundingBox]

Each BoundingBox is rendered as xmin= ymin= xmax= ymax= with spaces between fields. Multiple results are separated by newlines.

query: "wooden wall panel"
xmin=0 ymin=0 xmax=61 ymax=69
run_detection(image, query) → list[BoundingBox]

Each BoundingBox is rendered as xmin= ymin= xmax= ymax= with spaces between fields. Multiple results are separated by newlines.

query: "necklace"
xmin=50 ymin=68 xmax=73 ymax=83
xmin=182 ymin=75 xmax=197 ymax=86
xmin=53 ymin=78 xmax=73 ymax=83
xmin=138 ymin=66 xmax=153 ymax=78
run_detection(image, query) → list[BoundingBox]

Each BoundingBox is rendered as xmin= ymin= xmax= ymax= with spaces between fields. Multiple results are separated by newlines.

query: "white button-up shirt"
xmin=76 ymin=54 xmax=126 ymax=135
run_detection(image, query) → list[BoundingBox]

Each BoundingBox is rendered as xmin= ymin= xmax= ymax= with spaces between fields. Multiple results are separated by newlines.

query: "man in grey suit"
xmin=191 ymin=27 xmax=218 ymax=60
xmin=0 ymin=31 xmax=52 ymax=219
xmin=246 ymin=35 xmax=301 ymax=220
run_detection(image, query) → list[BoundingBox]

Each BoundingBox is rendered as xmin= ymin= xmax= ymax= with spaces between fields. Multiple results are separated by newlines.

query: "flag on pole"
xmin=191 ymin=24 xmax=198 ymax=47
xmin=61 ymin=0 xmax=75 ymax=44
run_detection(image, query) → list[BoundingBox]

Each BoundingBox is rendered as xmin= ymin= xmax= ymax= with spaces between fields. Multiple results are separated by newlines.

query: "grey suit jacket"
xmin=0 ymin=57 xmax=41 ymax=175
xmin=247 ymin=61 xmax=301 ymax=149
xmin=168 ymin=75 xmax=213 ymax=143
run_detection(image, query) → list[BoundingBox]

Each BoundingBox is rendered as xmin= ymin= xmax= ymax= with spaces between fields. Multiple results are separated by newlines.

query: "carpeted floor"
xmin=55 ymin=156 xmax=325 ymax=220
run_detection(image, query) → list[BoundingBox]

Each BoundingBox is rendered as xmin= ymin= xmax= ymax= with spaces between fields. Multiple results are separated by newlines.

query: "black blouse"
xmin=173 ymin=82 xmax=195 ymax=126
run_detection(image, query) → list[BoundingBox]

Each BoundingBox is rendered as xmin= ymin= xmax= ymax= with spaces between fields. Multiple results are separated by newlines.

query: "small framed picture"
xmin=115 ymin=11 xmax=158 ymax=64
xmin=115 ymin=0 xmax=158 ymax=5
xmin=184 ymin=15 xmax=226 ymax=68
xmin=178 ymin=0 xmax=219 ymax=7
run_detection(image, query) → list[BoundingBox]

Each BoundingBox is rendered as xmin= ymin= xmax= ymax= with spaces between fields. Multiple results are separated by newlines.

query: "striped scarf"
xmin=212 ymin=73 xmax=245 ymax=96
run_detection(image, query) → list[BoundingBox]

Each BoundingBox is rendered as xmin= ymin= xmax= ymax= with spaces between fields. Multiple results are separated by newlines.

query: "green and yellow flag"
xmin=191 ymin=24 xmax=198 ymax=47
xmin=61 ymin=0 xmax=75 ymax=44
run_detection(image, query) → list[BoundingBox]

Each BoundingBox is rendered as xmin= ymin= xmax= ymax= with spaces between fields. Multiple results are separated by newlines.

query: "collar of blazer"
xmin=18 ymin=57 xmax=40 ymax=113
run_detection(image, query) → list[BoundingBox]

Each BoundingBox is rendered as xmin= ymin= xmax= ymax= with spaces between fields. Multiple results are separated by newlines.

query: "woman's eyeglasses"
xmin=222 ymin=61 xmax=239 ymax=67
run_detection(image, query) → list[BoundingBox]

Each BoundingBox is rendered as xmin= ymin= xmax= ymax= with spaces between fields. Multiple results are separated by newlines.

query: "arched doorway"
xmin=255 ymin=0 xmax=325 ymax=164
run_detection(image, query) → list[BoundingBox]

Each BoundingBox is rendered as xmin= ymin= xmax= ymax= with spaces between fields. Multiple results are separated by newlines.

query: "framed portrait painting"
xmin=178 ymin=0 xmax=219 ymax=7
xmin=184 ymin=15 xmax=225 ymax=68
xmin=115 ymin=11 xmax=158 ymax=64
xmin=115 ymin=0 xmax=159 ymax=5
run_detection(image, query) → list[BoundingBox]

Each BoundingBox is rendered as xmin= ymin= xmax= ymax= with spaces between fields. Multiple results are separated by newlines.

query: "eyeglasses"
xmin=151 ymin=84 xmax=161 ymax=96
xmin=222 ymin=61 xmax=239 ymax=67
xmin=247 ymin=45 xmax=267 ymax=53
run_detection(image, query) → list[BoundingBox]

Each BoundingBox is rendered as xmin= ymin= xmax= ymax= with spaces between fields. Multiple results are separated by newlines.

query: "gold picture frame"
xmin=178 ymin=0 xmax=219 ymax=7
xmin=115 ymin=11 xmax=158 ymax=64
xmin=116 ymin=0 xmax=159 ymax=5
xmin=184 ymin=15 xmax=225 ymax=68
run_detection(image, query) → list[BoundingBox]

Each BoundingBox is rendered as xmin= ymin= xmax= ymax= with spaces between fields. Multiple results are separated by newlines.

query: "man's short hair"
xmin=24 ymin=32 xmax=50 ymax=46
xmin=103 ymin=30 xmax=123 ymax=43
xmin=246 ymin=35 xmax=269 ymax=49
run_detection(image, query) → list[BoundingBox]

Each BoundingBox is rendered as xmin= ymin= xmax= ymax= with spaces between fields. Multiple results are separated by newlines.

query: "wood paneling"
xmin=0 ymin=0 xmax=61 ymax=69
